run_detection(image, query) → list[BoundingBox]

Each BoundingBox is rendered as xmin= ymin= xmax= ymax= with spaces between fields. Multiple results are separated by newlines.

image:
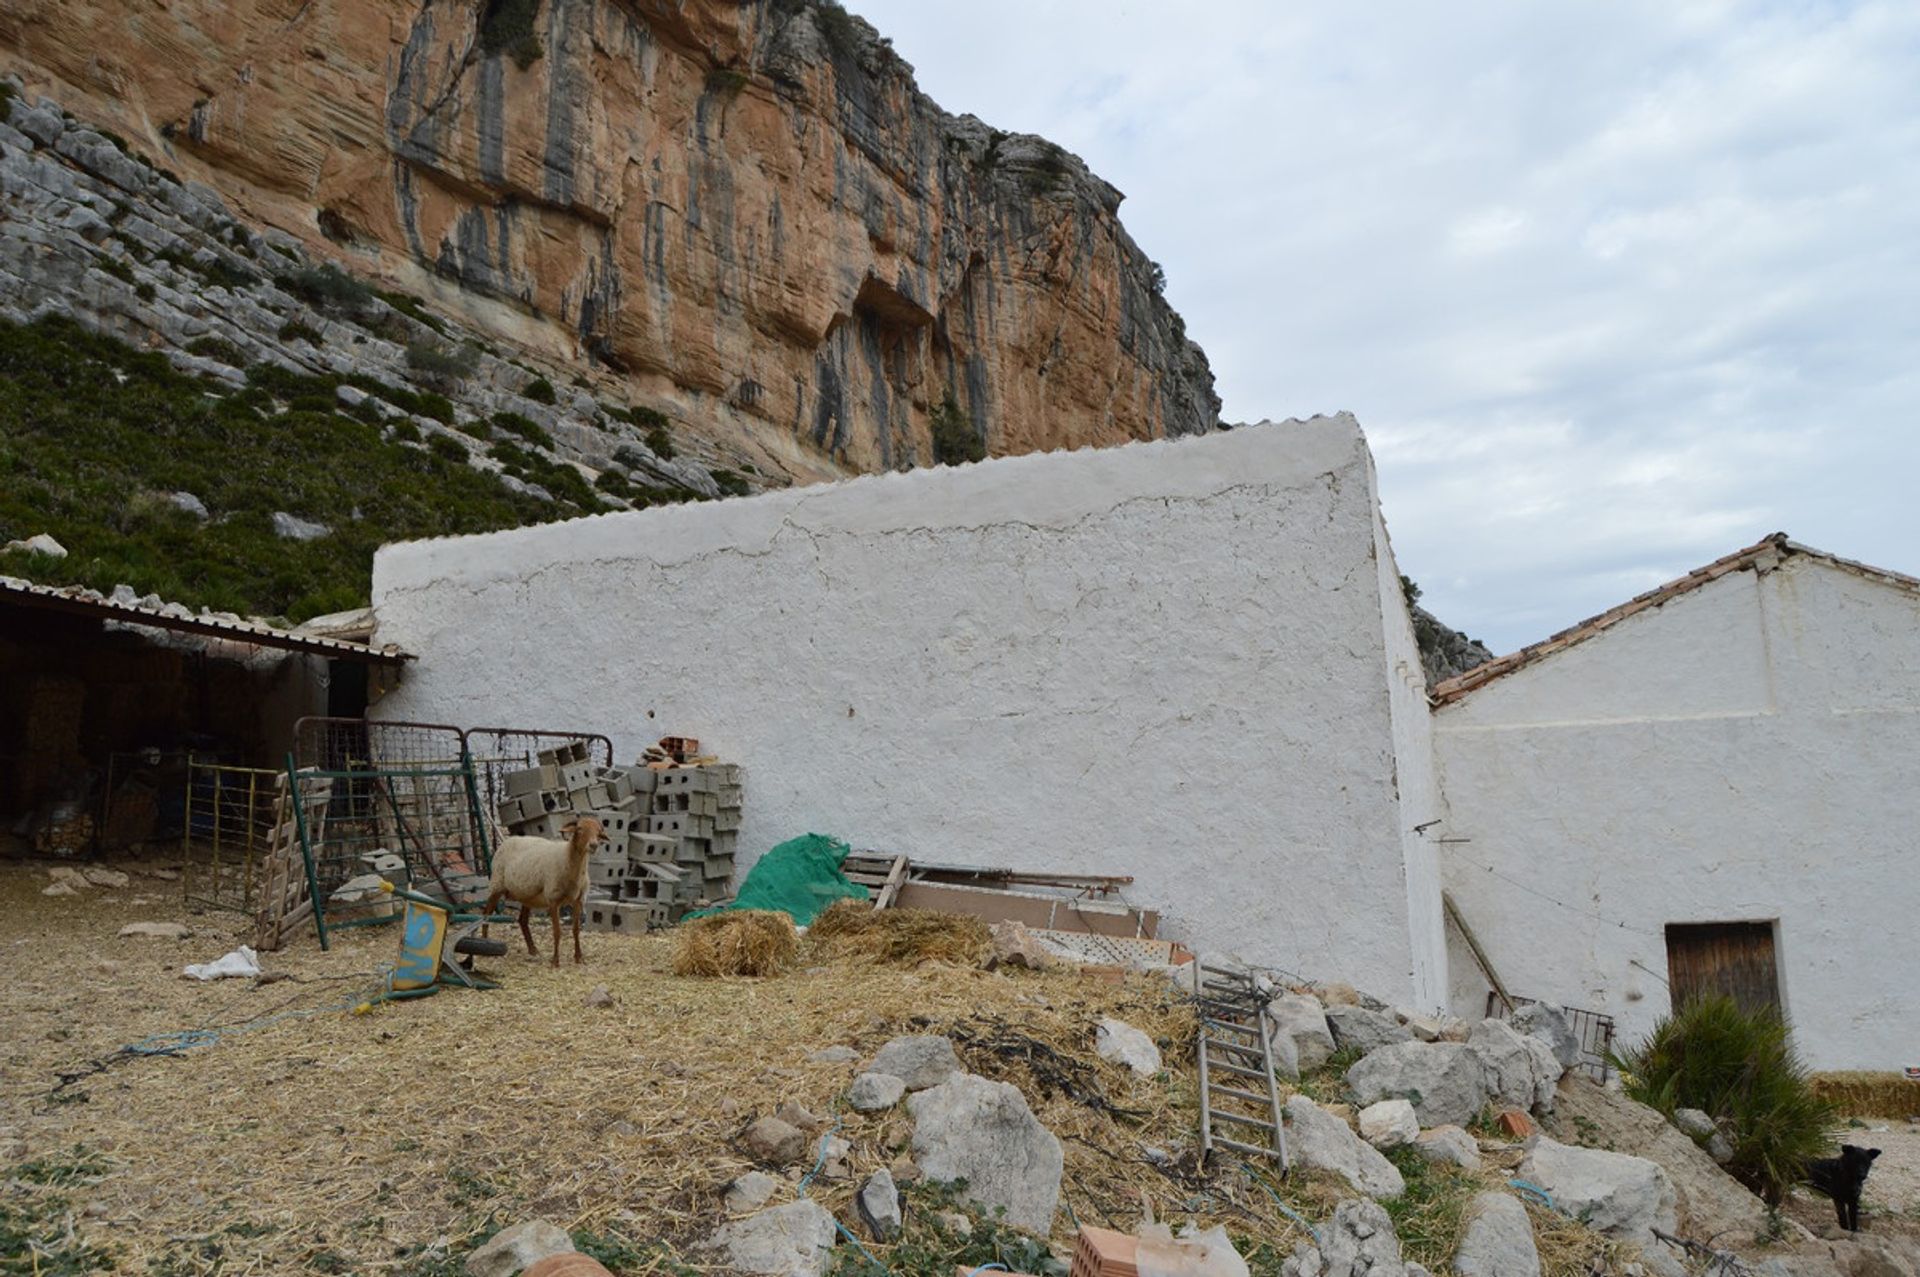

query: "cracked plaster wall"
xmin=1435 ymin=554 xmax=1920 ymax=1068
xmin=372 ymin=415 xmax=1441 ymax=1000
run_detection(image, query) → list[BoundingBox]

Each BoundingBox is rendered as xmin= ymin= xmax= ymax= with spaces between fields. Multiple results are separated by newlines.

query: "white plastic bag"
xmin=183 ymin=945 xmax=261 ymax=981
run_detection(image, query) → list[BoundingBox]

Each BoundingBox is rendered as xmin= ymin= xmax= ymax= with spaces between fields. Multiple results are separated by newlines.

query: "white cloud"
xmin=851 ymin=0 xmax=1920 ymax=650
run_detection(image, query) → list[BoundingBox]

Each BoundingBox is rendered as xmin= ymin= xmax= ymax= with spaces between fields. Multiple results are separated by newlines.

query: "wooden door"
xmin=1665 ymin=921 xmax=1780 ymax=1014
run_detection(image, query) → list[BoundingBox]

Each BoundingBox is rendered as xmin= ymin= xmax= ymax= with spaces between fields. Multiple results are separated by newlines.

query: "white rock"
xmin=83 ymin=867 xmax=131 ymax=889
xmin=1267 ymin=992 xmax=1336 ymax=1072
xmin=5 ymin=533 xmax=67 ymax=558
xmin=1278 ymin=1199 xmax=1409 ymax=1277
xmin=42 ymin=882 xmax=77 ymax=897
xmin=1413 ymin=1125 xmax=1480 ymax=1170
xmin=866 ymin=1034 xmax=962 ymax=1091
xmin=857 ymin=1168 xmax=901 ymax=1241
xmin=1095 ymin=1017 xmax=1161 ymax=1076
xmin=1346 ymin=1041 xmax=1488 ymax=1128
xmin=723 ymin=1171 xmax=779 ymax=1213
xmin=118 ymin=921 xmax=192 ymax=940
xmin=1468 ymin=1019 xmax=1560 ymax=1113
xmin=806 ymin=1045 xmax=858 ymax=1064
xmin=1453 ymin=1192 xmax=1541 ymax=1277
xmin=271 ymin=511 xmax=331 ymax=541
xmin=48 ymin=866 xmax=90 ymax=887
xmin=1326 ymin=1004 xmax=1414 ymax=1055
xmin=1510 ymin=1003 xmax=1582 ymax=1071
xmin=1672 ymin=1108 xmax=1715 ymax=1138
xmin=167 ymin=491 xmax=209 ymax=519
xmin=464 ymin=1220 xmax=574 ymax=1277
xmin=705 ymin=1199 xmax=838 ymax=1277
xmin=1517 ymin=1135 xmax=1682 ymax=1277
xmin=909 ymin=1073 xmax=1063 ymax=1232
xmin=1357 ymin=1099 xmax=1419 ymax=1150
xmin=847 ymin=1071 xmax=907 ymax=1113
xmin=1282 ymin=1095 xmax=1404 ymax=1200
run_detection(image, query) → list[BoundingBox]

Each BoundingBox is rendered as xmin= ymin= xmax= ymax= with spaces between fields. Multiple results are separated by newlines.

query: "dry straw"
xmin=670 ymin=909 xmax=799 ymax=976
xmin=805 ymin=899 xmax=992 ymax=967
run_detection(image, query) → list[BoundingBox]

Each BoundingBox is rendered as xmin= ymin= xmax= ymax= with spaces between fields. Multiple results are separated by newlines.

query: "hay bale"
xmin=671 ymin=910 xmax=799 ymax=977
xmin=1812 ymin=1071 xmax=1920 ymax=1118
xmin=805 ymin=900 xmax=992 ymax=967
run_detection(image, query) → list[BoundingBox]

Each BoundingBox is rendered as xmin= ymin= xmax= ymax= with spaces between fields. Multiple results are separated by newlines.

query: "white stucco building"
xmin=371 ymin=415 xmax=1449 ymax=1009
xmin=1433 ymin=535 xmax=1920 ymax=1071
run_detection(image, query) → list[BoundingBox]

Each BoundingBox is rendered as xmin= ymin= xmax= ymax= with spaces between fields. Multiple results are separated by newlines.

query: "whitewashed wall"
xmin=372 ymin=416 xmax=1445 ymax=1005
xmin=1436 ymin=552 xmax=1920 ymax=1070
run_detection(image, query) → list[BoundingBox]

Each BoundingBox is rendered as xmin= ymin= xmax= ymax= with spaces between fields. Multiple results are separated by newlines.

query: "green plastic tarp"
xmin=684 ymin=833 xmax=868 ymax=926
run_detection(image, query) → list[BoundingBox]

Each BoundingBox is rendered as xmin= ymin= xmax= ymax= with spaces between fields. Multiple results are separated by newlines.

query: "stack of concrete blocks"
xmin=645 ymin=763 xmax=743 ymax=914
xmin=493 ymin=741 xmax=660 ymax=934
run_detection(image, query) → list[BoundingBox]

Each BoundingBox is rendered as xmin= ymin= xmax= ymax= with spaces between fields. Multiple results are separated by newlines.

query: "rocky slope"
xmin=0 ymin=0 xmax=1218 ymax=479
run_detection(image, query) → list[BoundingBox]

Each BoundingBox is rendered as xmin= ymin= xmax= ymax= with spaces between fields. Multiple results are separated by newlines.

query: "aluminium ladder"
xmin=1192 ymin=960 xmax=1289 ymax=1172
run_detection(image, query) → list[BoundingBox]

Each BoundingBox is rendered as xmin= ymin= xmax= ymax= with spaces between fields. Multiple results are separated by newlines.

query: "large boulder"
xmin=1510 ymin=1003 xmax=1581 ymax=1071
xmin=909 ymin=1073 xmax=1062 ymax=1233
xmin=1548 ymin=1076 xmax=1768 ymax=1243
xmin=1278 ymin=1199 xmax=1411 ymax=1277
xmin=1453 ymin=1193 xmax=1540 ymax=1277
xmin=1468 ymin=1020 xmax=1561 ymax=1113
xmin=1267 ymin=993 xmax=1337 ymax=1072
xmin=1518 ymin=1135 xmax=1682 ymax=1277
xmin=1282 ymin=1096 xmax=1404 ymax=1200
xmin=704 ymin=1200 xmax=838 ymax=1277
xmin=1325 ymin=1005 xmax=1413 ymax=1055
xmin=465 ymin=1221 xmax=574 ymax=1277
xmin=867 ymin=1035 xmax=962 ymax=1091
xmin=1346 ymin=1041 xmax=1487 ymax=1128
xmin=1095 ymin=1017 xmax=1162 ymax=1076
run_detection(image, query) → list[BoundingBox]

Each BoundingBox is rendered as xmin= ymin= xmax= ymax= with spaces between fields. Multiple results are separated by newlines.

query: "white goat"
xmin=482 ymin=817 xmax=604 ymax=967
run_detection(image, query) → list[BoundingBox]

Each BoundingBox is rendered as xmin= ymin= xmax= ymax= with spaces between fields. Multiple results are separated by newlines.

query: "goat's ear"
xmin=561 ymin=820 xmax=578 ymax=834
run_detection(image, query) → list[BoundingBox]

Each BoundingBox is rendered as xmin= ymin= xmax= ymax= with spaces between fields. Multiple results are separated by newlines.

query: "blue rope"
xmin=795 ymin=1119 xmax=889 ymax=1273
xmin=1509 ymin=1179 xmax=1558 ymax=1213
xmin=120 ymin=997 xmax=361 ymax=1056
xmin=1250 ymin=1172 xmax=1322 ymax=1247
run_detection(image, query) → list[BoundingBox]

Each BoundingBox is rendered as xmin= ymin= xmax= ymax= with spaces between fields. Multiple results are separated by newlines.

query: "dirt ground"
xmin=1782 ymin=1121 xmax=1920 ymax=1238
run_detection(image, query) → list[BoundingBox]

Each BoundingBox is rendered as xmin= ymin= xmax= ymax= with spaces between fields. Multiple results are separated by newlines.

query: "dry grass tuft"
xmin=670 ymin=909 xmax=799 ymax=977
xmin=805 ymin=900 xmax=992 ymax=967
xmin=1812 ymin=1071 xmax=1920 ymax=1118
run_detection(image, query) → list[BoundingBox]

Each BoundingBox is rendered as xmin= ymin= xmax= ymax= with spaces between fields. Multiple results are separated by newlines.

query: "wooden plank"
xmin=872 ymin=855 xmax=909 ymax=910
xmin=891 ymin=881 xmax=1157 ymax=938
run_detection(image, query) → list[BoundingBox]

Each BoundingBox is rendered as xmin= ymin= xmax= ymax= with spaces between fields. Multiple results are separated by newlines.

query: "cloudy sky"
xmin=854 ymin=0 xmax=1920 ymax=652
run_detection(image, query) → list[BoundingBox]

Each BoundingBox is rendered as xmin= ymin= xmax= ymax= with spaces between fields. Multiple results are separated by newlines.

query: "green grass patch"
xmin=644 ymin=424 xmax=674 ymax=459
xmin=930 ymin=390 xmax=985 ymax=466
xmin=0 ymin=315 xmax=570 ymax=621
xmin=828 ymin=1181 xmax=1056 ymax=1277
xmin=521 ymin=375 xmax=556 ymax=404
xmin=1380 ymin=1145 xmax=1473 ymax=1270
xmin=709 ymin=467 xmax=750 ymax=497
xmin=491 ymin=410 xmax=554 ymax=450
xmin=480 ymin=0 xmax=544 ymax=69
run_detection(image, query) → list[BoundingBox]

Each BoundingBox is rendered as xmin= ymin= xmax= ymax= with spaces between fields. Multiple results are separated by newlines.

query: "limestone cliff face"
xmin=0 ymin=0 xmax=1219 ymax=473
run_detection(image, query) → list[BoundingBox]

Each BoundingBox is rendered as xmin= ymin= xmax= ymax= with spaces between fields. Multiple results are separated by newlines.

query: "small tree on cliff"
xmin=929 ymin=391 xmax=985 ymax=466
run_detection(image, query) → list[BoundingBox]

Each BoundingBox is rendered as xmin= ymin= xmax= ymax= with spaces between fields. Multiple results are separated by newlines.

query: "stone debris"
xmin=1095 ymin=1017 xmax=1162 ymax=1076
xmin=167 ymin=491 xmax=210 ymax=519
xmin=1325 ymin=1004 xmax=1414 ymax=1055
xmin=1346 ymin=1041 xmax=1488 ymax=1128
xmin=866 ymin=1034 xmax=962 ymax=1091
xmin=934 ymin=1210 xmax=972 ymax=1239
xmin=1518 ymin=1135 xmax=1682 ymax=1277
xmin=1357 ymin=1099 xmax=1419 ymax=1150
xmin=271 ymin=511 xmax=331 ymax=541
xmin=1279 ymin=1199 xmax=1414 ymax=1277
xmin=703 ymin=1200 xmax=838 ymax=1277
xmin=1266 ymin=991 xmax=1334 ymax=1073
xmin=805 ymin=1045 xmax=858 ymax=1064
xmin=118 ymin=921 xmax=192 ymax=940
xmin=1510 ymin=1002 xmax=1582 ymax=1071
xmin=847 ymin=1071 xmax=907 ymax=1113
xmin=1468 ymin=1018 xmax=1563 ymax=1113
xmin=464 ymin=1220 xmax=574 ymax=1277
xmin=774 ymin=1101 xmax=825 ymax=1132
xmin=741 ymin=1115 xmax=807 ymax=1166
xmin=1453 ymin=1192 xmax=1541 ymax=1277
xmin=987 ymin=919 xmax=1051 ymax=969
xmin=856 ymin=1167 xmax=901 ymax=1241
xmin=1282 ymin=1095 xmax=1404 ymax=1200
xmin=1412 ymin=1124 xmax=1481 ymax=1170
xmin=582 ymin=986 xmax=614 ymax=1008
xmin=83 ymin=867 xmax=131 ymax=888
xmin=723 ymin=1171 xmax=779 ymax=1214
xmin=4 ymin=532 xmax=67 ymax=558
xmin=909 ymin=1072 xmax=1063 ymax=1233
xmin=42 ymin=881 xmax=77 ymax=897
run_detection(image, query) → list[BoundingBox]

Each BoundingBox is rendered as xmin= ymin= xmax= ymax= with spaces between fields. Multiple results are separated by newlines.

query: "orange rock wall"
xmin=0 ymin=0 xmax=1218 ymax=471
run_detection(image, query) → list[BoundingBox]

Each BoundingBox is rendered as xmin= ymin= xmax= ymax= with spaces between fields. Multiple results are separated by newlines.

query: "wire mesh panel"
xmin=288 ymin=717 xmax=490 ymax=947
xmin=463 ymin=728 xmax=614 ymax=833
xmin=180 ymin=759 xmax=281 ymax=913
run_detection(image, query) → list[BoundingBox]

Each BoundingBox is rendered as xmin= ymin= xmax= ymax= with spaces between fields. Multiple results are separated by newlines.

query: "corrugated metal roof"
xmin=0 ymin=576 xmax=411 ymax=665
xmin=1430 ymin=533 xmax=1918 ymax=706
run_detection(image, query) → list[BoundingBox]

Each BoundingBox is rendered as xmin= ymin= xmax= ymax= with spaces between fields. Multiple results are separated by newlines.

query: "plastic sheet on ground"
xmin=183 ymin=945 xmax=262 ymax=981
